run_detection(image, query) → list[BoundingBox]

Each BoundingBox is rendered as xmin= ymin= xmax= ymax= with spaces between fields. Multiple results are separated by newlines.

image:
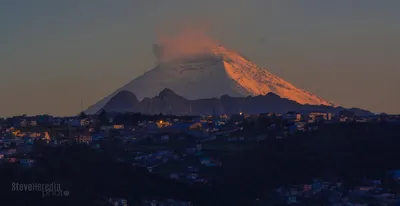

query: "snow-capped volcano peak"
xmin=84 ymin=45 xmax=335 ymax=114
xmin=214 ymin=46 xmax=335 ymax=106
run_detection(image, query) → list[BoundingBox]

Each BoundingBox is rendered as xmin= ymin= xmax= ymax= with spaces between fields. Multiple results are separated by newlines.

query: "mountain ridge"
xmin=98 ymin=89 xmax=372 ymax=116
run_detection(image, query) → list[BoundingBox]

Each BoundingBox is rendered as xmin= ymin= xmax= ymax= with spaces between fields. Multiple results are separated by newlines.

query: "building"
xmin=309 ymin=112 xmax=332 ymax=121
xmin=75 ymin=135 xmax=92 ymax=144
xmin=29 ymin=120 xmax=38 ymax=127
xmin=108 ymin=198 xmax=128 ymax=206
xmin=20 ymin=159 xmax=35 ymax=167
xmin=80 ymin=118 xmax=91 ymax=126
xmin=113 ymin=124 xmax=124 ymax=129
xmin=340 ymin=110 xmax=356 ymax=119
xmin=20 ymin=119 xmax=27 ymax=127
xmin=160 ymin=135 xmax=169 ymax=141
xmin=156 ymin=120 xmax=172 ymax=128
xmin=284 ymin=111 xmax=302 ymax=122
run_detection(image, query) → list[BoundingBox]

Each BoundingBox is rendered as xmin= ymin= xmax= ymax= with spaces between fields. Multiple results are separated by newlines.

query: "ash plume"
xmin=153 ymin=24 xmax=219 ymax=63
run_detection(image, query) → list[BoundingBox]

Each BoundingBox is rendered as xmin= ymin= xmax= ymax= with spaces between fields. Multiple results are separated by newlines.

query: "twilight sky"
xmin=1 ymin=0 xmax=399 ymax=116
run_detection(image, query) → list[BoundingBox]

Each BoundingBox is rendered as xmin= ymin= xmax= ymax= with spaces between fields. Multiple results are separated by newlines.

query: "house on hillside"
xmin=199 ymin=157 xmax=222 ymax=167
xmin=339 ymin=110 xmax=356 ymax=121
xmin=295 ymin=121 xmax=307 ymax=131
xmin=100 ymin=125 xmax=114 ymax=131
xmin=80 ymin=118 xmax=91 ymax=126
xmin=108 ymin=198 xmax=128 ymax=206
xmin=20 ymin=158 xmax=35 ymax=167
xmin=284 ymin=111 xmax=301 ymax=122
xmin=113 ymin=124 xmax=124 ymax=129
xmin=29 ymin=120 xmax=38 ymax=127
xmin=160 ymin=135 xmax=169 ymax=141
xmin=309 ymin=112 xmax=332 ymax=121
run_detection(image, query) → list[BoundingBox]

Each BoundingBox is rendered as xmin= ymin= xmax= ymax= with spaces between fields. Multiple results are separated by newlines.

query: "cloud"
xmin=153 ymin=20 xmax=219 ymax=63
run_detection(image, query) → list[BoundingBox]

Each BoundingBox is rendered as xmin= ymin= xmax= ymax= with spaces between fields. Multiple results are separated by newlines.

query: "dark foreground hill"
xmin=206 ymin=121 xmax=400 ymax=205
xmin=1 ymin=121 xmax=399 ymax=205
xmin=0 ymin=144 xmax=205 ymax=206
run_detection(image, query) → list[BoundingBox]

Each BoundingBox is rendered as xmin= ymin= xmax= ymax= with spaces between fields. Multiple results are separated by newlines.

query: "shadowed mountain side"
xmin=99 ymin=89 xmax=373 ymax=116
xmin=101 ymin=90 xmax=139 ymax=113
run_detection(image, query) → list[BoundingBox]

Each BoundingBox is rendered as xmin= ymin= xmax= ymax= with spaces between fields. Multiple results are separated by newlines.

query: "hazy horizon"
xmin=1 ymin=0 xmax=399 ymax=117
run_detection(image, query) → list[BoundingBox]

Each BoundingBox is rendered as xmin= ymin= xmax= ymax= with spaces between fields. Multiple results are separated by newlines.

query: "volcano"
xmin=85 ymin=45 xmax=335 ymax=114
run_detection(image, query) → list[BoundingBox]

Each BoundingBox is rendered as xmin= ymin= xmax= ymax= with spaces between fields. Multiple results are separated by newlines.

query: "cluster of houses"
xmin=168 ymin=166 xmax=209 ymax=184
xmin=275 ymin=177 xmax=400 ymax=205
xmin=0 ymin=128 xmax=40 ymax=167
xmin=108 ymin=197 xmax=128 ymax=206
xmin=2 ymin=110 xmax=396 ymax=172
xmin=8 ymin=111 xmax=400 ymax=126
xmin=275 ymin=180 xmax=346 ymax=204
xmin=266 ymin=111 xmax=400 ymax=125
xmin=1 ymin=110 xmax=398 ymax=135
xmin=132 ymin=150 xmax=178 ymax=171
xmin=142 ymin=199 xmax=192 ymax=206
xmin=128 ymin=142 xmax=220 ymax=184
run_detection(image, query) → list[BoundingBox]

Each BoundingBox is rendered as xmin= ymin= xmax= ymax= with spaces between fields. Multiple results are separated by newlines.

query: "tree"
xmin=98 ymin=110 xmax=110 ymax=125
xmin=78 ymin=112 xmax=87 ymax=120
xmin=113 ymin=114 xmax=124 ymax=125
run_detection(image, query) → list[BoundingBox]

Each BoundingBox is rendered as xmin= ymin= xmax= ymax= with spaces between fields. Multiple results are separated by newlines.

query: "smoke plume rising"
xmin=154 ymin=22 xmax=219 ymax=63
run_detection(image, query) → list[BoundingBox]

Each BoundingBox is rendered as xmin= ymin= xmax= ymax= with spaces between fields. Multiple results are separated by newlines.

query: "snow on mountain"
xmin=215 ymin=46 xmax=335 ymax=105
xmin=85 ymin=45 xmax=335 ymax=114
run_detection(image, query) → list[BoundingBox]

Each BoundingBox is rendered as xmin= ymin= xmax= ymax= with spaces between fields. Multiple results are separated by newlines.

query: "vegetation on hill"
xmin=203 ymin=121 xmax=400 ymax=205
xmin=0 ymin=144 xmax=205 ymax=206
xmin=1 ymin=121 xmax=399 ymax=205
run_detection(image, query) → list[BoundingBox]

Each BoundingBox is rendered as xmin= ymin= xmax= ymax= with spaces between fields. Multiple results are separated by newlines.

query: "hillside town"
xmin=1 ymin=110 xmax=400 ymax=205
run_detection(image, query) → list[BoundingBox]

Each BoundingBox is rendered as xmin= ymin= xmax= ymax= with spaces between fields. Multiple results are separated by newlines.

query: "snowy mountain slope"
xmin=85 ymin=46 xmax=334 ymax=114
xmin=216 ymin=46 xmax=334 ymax=106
